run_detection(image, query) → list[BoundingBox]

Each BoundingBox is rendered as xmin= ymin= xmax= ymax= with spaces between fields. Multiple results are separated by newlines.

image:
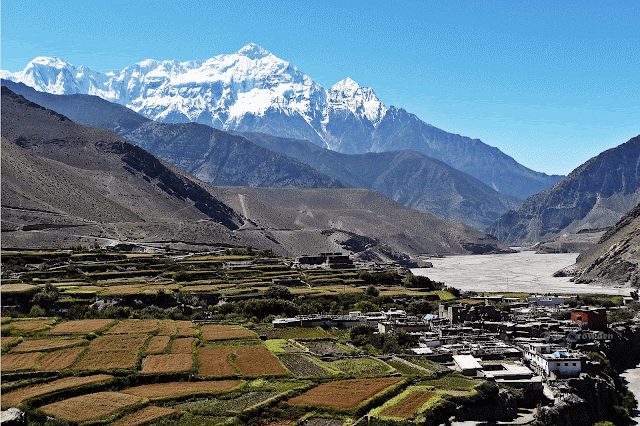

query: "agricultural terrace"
xmin=198 ymin=346 xmax=235 ymax=377
xmin=122 ymin=380 xmax=242 ymax=400
xmin=1 ymin=248 xmax=472 ymax=425
xmin=50 ymin=319 xmax=115 ymax=334
xmin=40 ymin=391 xmax=143 ymax=422
xmin=287 ymin=377 xmax=403 ymax=410
xmin=201 ymin=324 xmax=257 ymax=340
xmin=11 ymin=338 xmax=84 ymax=352
xmin=1 ymin=374 xmax=113 ymax=409
xmin=110 ymin=406 xmax=179 ymax=426
xmin=197 ymin=344 xmax=288 ymax=377
xmin=141 ymin=353 xmax=194 ymax=374
xmin=234 ymin=345 xmax=288 ymax=377
xmin=370 ymin=386 xmax=451 ymax=420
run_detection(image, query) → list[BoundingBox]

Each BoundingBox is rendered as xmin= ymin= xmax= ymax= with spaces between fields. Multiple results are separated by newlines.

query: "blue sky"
xmin=2 ymin=0 xmax=638 ymax=175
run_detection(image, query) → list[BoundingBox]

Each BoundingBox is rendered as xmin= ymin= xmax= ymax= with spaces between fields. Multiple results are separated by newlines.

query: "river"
xmin=622 ymin=364 xmax=640 ymax=424
xmin=412 ymin=250 xmax=630 ymax=296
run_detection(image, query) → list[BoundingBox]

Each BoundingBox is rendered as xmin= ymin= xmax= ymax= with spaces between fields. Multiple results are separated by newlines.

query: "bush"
xmin=365 ymin=285 xmax=380 ymax=297
xmin=403 ymin=273 xmax=441 ymax=290
xmin=31 ymin=283 xmax=59 ymax=308
xmin=264 ymin=285 xmax=293 ymax=301
xmin=29 ymin=305 xmax=46 ymax=317
xmin=608 ymin=309 xmax=634 ymax=323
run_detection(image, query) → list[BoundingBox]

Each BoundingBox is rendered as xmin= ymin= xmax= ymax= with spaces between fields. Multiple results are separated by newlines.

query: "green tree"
xmin=365 ymin=285 xmax=380 ymax=297
xmin=31 ymin=283 xmax=59 ymax=307
xmin=264 ymin=285 xmax=293 ymax=301
xmin=353 ymin=300 xmax=379 ymax=313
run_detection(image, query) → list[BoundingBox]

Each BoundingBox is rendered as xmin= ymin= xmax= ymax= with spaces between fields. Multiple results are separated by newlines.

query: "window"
xmin=572 ymin=363 xmax=576 ymax=366
xmin=564 ymin=363 xmax=568 ymax=366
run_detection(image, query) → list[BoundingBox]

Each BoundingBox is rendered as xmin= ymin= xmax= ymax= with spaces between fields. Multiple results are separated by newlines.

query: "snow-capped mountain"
xmin=2 ymin=43 xmax=562 ymax=199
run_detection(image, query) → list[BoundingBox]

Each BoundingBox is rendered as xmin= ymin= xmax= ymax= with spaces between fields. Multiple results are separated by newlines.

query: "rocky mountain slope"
xmin=210 ymin=186 xmax=511 ymax=259
xmin=3 ymin=80 xmax=519 ymax=230
xmin=571 ymin=203 xmax=640 ymax=287
xmin=1 ymin=87 xmax=508 ymax=256
xmin=1 ymin=44 xmax=562 ymax=199
xmin=235 ymin=132 xmax=521 ymax=229
xmin=487 ymin=135 xmax=640 ymax=246
xmin=1 ymin=86 xmax=245 ymax=250
xmin=0 ymin=81 xmax=341 ymax=190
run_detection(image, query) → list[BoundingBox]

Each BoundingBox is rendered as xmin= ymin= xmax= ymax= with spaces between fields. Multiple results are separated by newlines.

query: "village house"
xmin=571 ymin=307 xmax=607 ymax=330
xmin=521 ymin=342 xmax=583 ymax=378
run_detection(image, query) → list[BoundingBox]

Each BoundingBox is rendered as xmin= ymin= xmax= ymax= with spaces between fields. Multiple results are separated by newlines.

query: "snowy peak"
xmin=1 ymin=44 xmax=386 ymax=136
xmin=29 ymin=56 xmax=73 ymax=68
xmin=237 ymin=43 xmax=271 ymax=60
xmin=328 ymin=77 xmax=387 ymax=125
xmin=331 ymin=77 xmax=361 ymax=95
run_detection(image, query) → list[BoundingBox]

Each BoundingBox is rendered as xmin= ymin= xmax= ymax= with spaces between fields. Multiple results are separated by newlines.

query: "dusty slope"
xmin=1 ymin=80 xmax=342 ymax=189
xmin=572 ymin=203 xmax=640 ymax=287
xmin=209 ymin=187 xmax=511 ymax=257
xmin=1 ymin=87 xmax=510 ymax=257
xmin=235 ymin=132 xmax=521 ymax=230
xmin=487 ymin=135 xmax=640 ymax=246
xmin=1 ymin=86 xmax=242 ymax=249
xmin=3 ymin=81 xmax=520 ymax=230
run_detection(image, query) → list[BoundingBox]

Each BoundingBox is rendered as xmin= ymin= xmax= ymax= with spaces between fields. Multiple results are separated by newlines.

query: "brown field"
xmin=39 ymin=347 xmax=85 ymax=371
xmin=1 ymin=374 xmax=113 ymax=409
xmin=158 ymin=319 xmax=177 ymax=336
xmin=100 ymin=285 xmax=143 ymax=296
xmin=180 ymin=284 xmax=227 ymax=292
xmin=288 ymin=377 xmax=402 ymax=410
xmin=89 ymin=334 xmax=149 ymax=352
xmin=170 ymin=337 xmax=196 ymax=354
xmin=142 ymin=284 xmax=180 ymax=294
xmin=11 ymin=338 xmax=84 ymax=353
xmin=50 ymin=319 xmax=115 ymax=334
xmin=146 ymin=335 xmax=171 ymax=354
xmin=40 ymin=391 xmax=142 ymax=422
xmin=3 ymin=319 xmax=51 ymax=332
xmin=106 ymin=319 xmax=158 ymax=334
xmin=123 ymin=380 xmax=242 ymax=400
xmin=201 ymin=324 xmax=257 ymax=341
xmin=1 ymin=336 xmax=19 ymax=347
xmin=74 ymin=350 xmax=139 ymax=371
xmin=1 ymin=352 xmax=42 ymax=372
xmin=110 ymin=406 xmax=178 ymax=426
xmin=141 ymin=353 xmax=193 ymax=374
xmin=0 ymin=283 xmax=39 ymax=293
xmin=380 ymin=391 xmax=437 ymax=419
xmin=175 ymin=321 xmax=194 ymax=328
xmin=198 ymin=346 xmax=235 ymax=377
xmin=235 ymin=345 xmax=287 ymax=377
xmin=178 ymin=327 xmax=197 ymax=337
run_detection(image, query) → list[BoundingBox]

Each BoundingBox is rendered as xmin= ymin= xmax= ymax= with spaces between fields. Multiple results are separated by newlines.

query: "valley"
xmin=1 ymin=31 xmax=639 ymax=426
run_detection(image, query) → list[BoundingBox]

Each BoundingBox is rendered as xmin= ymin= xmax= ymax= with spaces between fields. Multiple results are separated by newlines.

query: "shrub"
xmin=264 ymin=285 xmax=292 ymax=301
xmin=365 ymin=285 xmax=380 ymax=297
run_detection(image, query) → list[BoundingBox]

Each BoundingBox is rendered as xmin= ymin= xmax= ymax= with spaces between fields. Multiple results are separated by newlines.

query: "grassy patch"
xmin=328 ymin=357 xmax=394 ymax=377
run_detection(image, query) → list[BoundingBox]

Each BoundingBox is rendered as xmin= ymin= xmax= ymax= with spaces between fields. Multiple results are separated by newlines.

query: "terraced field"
xmin=1 ymin=249 xmax=471 ymax=425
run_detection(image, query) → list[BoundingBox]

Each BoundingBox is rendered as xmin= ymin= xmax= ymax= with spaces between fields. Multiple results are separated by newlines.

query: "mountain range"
xmin=0 ymin=44 xmax=562 ymax=200
xmin=487 ymin=135 xmax=640 ymax=245
xmin=1 ymin=80 xmax=519 ymax=230
xmin=1 ymin=86 xmax=509 ymax=258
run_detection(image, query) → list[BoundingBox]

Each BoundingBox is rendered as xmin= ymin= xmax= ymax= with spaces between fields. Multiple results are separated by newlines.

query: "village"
xmin=274 ymin=290 xmax=633 ymax=394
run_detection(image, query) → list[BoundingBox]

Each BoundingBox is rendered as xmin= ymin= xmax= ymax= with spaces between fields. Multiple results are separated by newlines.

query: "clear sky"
xmin=2 ymin=0 xmax=638 ymax=175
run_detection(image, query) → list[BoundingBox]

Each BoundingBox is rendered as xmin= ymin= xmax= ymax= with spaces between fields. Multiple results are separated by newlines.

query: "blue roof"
xmin=552 ymin=351 xmax=569 ymax=358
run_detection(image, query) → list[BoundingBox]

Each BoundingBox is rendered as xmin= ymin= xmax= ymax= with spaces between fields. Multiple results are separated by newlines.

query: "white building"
xmin=522 ymin=343 xmax=582 ymax=378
